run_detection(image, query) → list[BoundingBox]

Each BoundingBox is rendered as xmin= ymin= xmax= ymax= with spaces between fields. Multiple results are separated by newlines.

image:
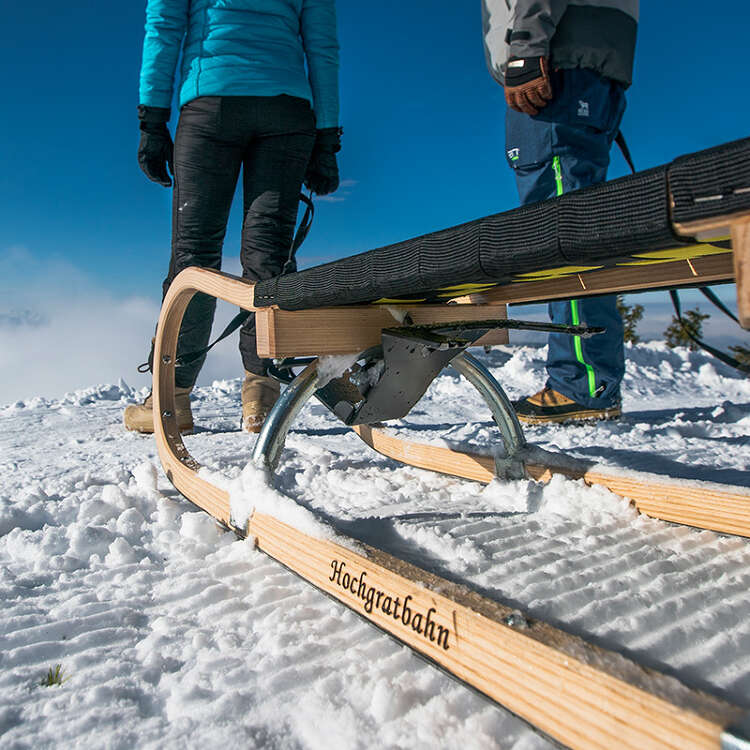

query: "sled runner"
xmin=150 ymin=136 xmax=750 ymax=749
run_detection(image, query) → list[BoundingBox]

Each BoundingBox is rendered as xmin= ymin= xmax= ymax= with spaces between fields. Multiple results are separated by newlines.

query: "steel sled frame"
xmin=151 ymin=212 xmax=750 ymax=749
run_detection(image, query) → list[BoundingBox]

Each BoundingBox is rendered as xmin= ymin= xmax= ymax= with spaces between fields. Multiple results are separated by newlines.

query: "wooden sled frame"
xmin=152 ymin=214 xmax=750 ymax=749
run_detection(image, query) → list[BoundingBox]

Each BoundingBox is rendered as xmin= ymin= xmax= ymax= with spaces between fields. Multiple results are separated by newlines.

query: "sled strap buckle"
xmin=723 ymin=714 xmax=750 ymax=750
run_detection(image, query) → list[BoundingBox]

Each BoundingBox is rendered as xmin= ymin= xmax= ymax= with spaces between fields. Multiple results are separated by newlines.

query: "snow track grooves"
xmin=1 ymin=343 xmax=749 ymax=748
xmin=380 ymin=514 xmax=750 ymax=704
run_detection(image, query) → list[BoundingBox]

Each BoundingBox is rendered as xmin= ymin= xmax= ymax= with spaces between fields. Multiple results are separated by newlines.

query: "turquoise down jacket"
xmin=139 ymin=0 xmax=339 ymax=128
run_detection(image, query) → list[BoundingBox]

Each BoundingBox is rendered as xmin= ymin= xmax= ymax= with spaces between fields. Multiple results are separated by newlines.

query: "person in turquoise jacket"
xmin=125 ymin=0 xmax=341 ymax=436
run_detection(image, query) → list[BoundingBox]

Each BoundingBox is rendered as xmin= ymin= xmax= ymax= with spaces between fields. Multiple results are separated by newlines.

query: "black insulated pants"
xmin=163 ymin=95 xmax=315 ymax=387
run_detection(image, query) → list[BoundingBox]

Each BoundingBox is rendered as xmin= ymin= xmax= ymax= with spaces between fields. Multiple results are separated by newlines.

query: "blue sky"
xmin=1 ymin=1 xmax=749 ymax=400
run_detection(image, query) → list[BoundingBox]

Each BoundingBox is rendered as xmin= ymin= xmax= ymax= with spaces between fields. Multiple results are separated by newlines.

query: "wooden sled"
xmin=152 ymin=293 xmax=749 ymax=745
xmin=150 ymin=147 xmax=750 ymax=747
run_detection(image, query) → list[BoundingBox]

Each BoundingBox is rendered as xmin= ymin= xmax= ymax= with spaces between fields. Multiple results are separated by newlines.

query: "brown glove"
xmin=504 ymin=56 xmax=553 ymax=116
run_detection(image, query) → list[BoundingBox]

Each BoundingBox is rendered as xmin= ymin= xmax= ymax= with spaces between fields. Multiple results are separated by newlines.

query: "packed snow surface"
xmin=1 ymin=343 xmax=750 ymax=749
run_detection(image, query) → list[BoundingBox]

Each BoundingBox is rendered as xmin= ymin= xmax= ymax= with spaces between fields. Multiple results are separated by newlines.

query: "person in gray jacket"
xmin=483 ymin=0 xmax=638 ymax=423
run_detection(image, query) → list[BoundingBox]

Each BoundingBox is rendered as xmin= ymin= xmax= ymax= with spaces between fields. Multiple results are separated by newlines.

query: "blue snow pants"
xmin=505 ymin=68 xmax=627 ymax=409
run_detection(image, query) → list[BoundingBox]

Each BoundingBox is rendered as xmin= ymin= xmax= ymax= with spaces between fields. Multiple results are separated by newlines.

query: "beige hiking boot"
xmin=513 ymin=387 xmax=621 ymax=424
xmin=241 ymin=371 xmax=280 ymax=433
xmin=123 ymin=387 xmax=194 ymax=434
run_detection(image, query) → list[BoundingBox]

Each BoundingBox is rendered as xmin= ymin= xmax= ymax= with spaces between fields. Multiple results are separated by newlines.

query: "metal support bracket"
xmin=450 ymin=352 xmax=527 ymax=480
xmin=257 ymin=329 xmax=529 ymax=481
xmin=346 ymin=328 xmax=472 ymax=425
xmin=253 ymin=360 xmax=321 ymax=472
xmin=314 ymin=322 xmax=501 ymax=426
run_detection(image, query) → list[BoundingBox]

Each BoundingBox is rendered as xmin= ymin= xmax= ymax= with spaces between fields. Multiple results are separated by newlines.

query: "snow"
xmin=315 ymin=354 xmax=361 ymax=387
xmin=1 ymin=342 xmax=750 ymax=749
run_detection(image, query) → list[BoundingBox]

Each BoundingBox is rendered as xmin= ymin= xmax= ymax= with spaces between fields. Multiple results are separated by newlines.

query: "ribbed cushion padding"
xmin=558 ymin=166 xmax=675 ymax=259
xmin=254 ymin=138 xmax=750 ymax=310
xmin=669 ymin=137 xmax=750 ymax=226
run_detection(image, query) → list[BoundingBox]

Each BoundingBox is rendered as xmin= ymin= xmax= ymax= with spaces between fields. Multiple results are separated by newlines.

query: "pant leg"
xmin=544 ymin=124 xmax=625 ymax=408
xmin=165 ymin=97 xmax=244 ymax=388
xmin=505 ymin=70 xmax=626 ymax=407
xmin=546 ymin=295 xmax=625 ymax=407
xmin=236 ymin=96 xmax=316 ymax=376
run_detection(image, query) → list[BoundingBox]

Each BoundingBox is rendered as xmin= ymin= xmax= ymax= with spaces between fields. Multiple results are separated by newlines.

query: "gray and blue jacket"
xmin=482 ymin=0 xmax=638 ymax=88
xmin=139 ymin=0 xmax=339 ymax=128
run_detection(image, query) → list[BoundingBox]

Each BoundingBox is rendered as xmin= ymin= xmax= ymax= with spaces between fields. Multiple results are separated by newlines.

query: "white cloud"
xmin=315 ymin=178 xmax=357 ymax=203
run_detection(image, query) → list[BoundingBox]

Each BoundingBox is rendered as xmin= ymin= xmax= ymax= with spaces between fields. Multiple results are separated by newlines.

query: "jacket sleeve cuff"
xmin=137 ymin=105 xmax=171 ymax=124
xmin=508 ymin=40 xmax=550 ymax=60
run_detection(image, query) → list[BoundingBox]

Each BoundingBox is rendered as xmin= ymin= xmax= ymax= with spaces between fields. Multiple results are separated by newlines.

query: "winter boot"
xmin=513 ymin=387 xmax=621 ymax=424
xmin=241 ymin=372 xmax=281 ymax=433
xmin=123 ymin=387 xmax=194 ymax=434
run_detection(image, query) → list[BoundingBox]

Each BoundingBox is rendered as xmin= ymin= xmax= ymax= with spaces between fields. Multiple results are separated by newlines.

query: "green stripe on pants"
xmin=555 ymin=157 xmax=597 ymax=399
xmin=552 ymin=156 xmax=564 ymax=197
xmin=570 ymin=299 xmax=598 ymax=398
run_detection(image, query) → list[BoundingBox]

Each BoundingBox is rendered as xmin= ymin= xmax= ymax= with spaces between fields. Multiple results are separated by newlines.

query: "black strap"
xmin=164 ymin=192 xmax=315 ymax=371
xmin=670 ymin=290 xmax=750 ymax=373
xmin=615 ymin=130 xmax=636 ymax=175
xmin=699 ymin=286 xmax=740 ymax=325
xmin=282 ymin=192 xmax=314 ymax=274
xmin=176 ymin=309 xmax=252 ymax=368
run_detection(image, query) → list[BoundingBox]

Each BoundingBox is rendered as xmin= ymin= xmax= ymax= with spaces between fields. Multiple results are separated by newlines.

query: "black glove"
xmin=137 ymin=105 xmax=174 ymax=187
xmin=304 ymin=127 xmax=342 ymax=196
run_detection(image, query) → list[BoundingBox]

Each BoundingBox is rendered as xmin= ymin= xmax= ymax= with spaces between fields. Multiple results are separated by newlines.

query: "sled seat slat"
xmin=255 ymin=303 xmax=509 ymax=358
xmin=478 ymin=251 xmax=734 ymax=306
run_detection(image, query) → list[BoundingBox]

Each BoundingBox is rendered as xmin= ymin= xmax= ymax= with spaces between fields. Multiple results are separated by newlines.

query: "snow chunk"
xmin=209 ymin=462 xmax=353 ymax=550
xmin=104 ymin=537 xmax=140 ymax=566
xmin=479 ymin=478 xmax=537 ymax=513
xmin=696 ymin=362 xmax=721 ymax=387
xmin=180 ymin=512 xmax=220 ymax=544
xmin=369 ymin=678 xmax=410 ymax=723
xmin=101 ymin=484 xmax=131 ymax=512
xmin=132 ymin=461 xmax=159 ymax=493
xmin=61 ymin=383 xmax=131 ymax=406
xmin=383 ymin=305 xmax=410 ymax=324
xmin=535 ymin=474 xmax=636 ymax=524
xmin=237 ymin=463 xmax=337 ymax=541
xmin=115 ymin=507 xmax=146 ymax=538
xmin=316 ymin=353 xmax=359 ymax=387
xmin=68 ymin=524 xmax=115 ymax=564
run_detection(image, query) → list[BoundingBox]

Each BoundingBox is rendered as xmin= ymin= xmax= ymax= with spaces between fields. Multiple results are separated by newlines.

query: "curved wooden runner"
xmin=151 ymin=267 xmax=748 ymax=750
xmin=352 ymin=426 xmax=750 ymax=539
